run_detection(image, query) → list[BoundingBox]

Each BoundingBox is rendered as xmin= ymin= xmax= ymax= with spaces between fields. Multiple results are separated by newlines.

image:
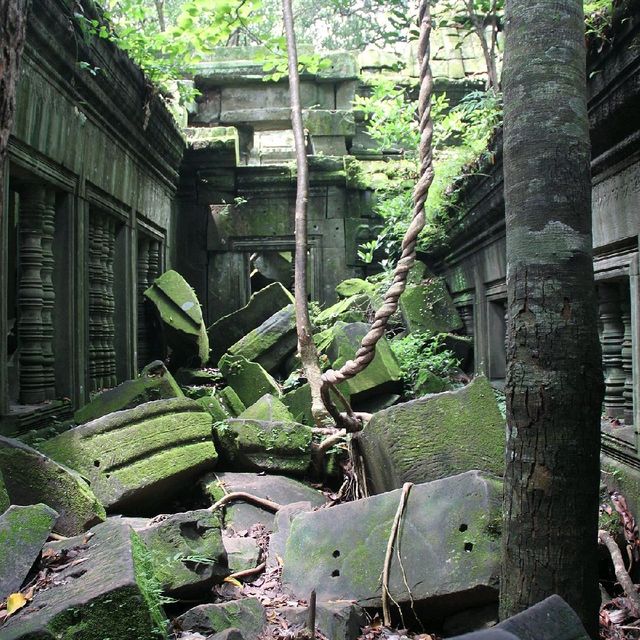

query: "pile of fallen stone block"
xmin=0 ymin=269 xmax=589 ymax=639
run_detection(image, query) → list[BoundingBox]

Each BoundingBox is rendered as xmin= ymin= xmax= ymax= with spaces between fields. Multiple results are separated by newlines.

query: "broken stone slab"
xmin=267 ymin=501 xmax=313 ymax=570
xmin=223 ymin=535 xmax=261 ymax=574
xmin=145 ymin=269 xmax=210 ymax=368
xmin=137 ymin=509 xmax=228 ymax=597
xmin=74 ymin=360 xmax=183 ymax=424
xmin=443 ymin=603 xmax=499 ymax=637
xmin=39 ymin=398 xmax=217 ymax=513
xmin=239 ymin=394 xmax=295 ymax=422
xmin=282 ymin=384 xmax=314 ymax=426
xmin=327 ymin=321 xmax=402 ymax=402
xmin=201 ymin=472 xmax=326 ymax=532
xmin=447 ymin=595 xmax=589 ymax=640
xmin=175 ymin=368 xmax=224 ymax=386
xmin=218 ymin=416 xmax=312 ymax=476
xmin=226 ymin=304 xmax=297 ymax=373
xmin=219 ymin=386 xmax=247 ymax=416
xmin=274 ymin=601 xmax=366 ymax=640
xmin=357 ymin=375 xmax=505 ymax=494
xmin=176 ymin=598 xmax=266 ymax=639
xmin=0 ymin=504 xmax=59 ymax=601
xmin=0 ymin=436 xmax=106 ymax=536
xmin=335 ymin=278 xmax=377 ymax=299
xmin=399 ymin=276 xmax=463 ymax=336
xmin=219 ymin=354 xmax=280 ymax=408
xmin=314 ymin=294 xmax=372 ymax=326
xmin=0 ymin=470 xmax=10 ymax=514
xmin=0 ymin=520 xmax=167 ymax=640
xmin=209 ymin=630 xmax=245 ymax=640
xmin=282 ymin=470 xmax=502 ymax=611
xmin=209 ymin=282 xmax=294 ymax=364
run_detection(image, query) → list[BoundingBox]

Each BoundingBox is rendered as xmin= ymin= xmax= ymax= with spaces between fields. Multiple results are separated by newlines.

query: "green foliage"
xmin=254 ymin=37 xmax=333 ymax=82
xmin=390 ymin=332 xmax=460 ymax=392
xmin=584 ymin=0 xmax=615 ymax=44
xmin=75 ymin=0 xmax=260 ymax=103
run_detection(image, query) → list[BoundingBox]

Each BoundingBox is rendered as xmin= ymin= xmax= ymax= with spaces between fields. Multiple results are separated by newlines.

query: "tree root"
xmin=208 ymin=492 xmax=282 ymax=514
xmin=227 ymin=561 xmax=266 ymax=582
xmin=382 ymin=482 xmax=413 ymax=626
xmin=599 ymin=529 xmax=640 ymax=617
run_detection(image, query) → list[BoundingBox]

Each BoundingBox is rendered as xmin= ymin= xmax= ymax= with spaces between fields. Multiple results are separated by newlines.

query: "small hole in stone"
xmin=464 ymin=542 xmax=474 ymax=552
xmin=331 ymin=569 xmax=340 ymax=577
xmin=459 ymin=523 xmax=468 ymax=532
xmin=94 ymin=460 xmax=100 ymax=467
xmin=333 ymin=550 xmax=340 ymax=558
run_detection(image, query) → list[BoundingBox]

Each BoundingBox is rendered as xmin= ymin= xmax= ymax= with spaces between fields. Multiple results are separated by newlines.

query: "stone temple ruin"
xmin=0 ymin=0 xmax=638 ymax=639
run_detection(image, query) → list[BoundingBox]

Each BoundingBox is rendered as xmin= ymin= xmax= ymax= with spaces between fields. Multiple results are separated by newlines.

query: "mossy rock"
xmin=0 ymin=470 xmax=9 ymax=515
xmin=219 ymin=354 xmax=280 ymax=408
xmin=0 ymin=520 xmax=167 ymax=640
xmin=0 ymin=436 xmax=105 ymax=536
xmin=327 ymin=321 xmax=403 ymax=403
xmin=196 ymin=392 xmax=230 ymax=422
xmin=414 ymin=370 xmax=451 ymax=396
xmin=208 ymin=282 xmax=294 ymax=364
xmin=176 ymin=598 xmax=265 ymax=638
xmin=282 ymin=384 xmax=315 ymax=427
xmin=335 ymin=278 xmax=376 ymax=299
xmin=137 ymin=509 xmax=228 ymax=597
xmin=399 ymin=277 xmax=463 ymax=336
xmin=219 ymin=385 xmax=246 ymax=417
xmin=314 ymin=294 xmax=372 ymax=326
xmin=358 ymin=375 xmax=505 ymax=494
xmin=282 ymin=471 xmax=502 ymax=609
xmin=218 ymin=418 xmax=312 ymax=476
xmin=226 ymin=304 xmax=297 ymax=373
xmin=0 ymin=503 xmax=59 ymax=600
xmin=74 ymin=361 xmax=183 ymax=424
xmin=144 ymin=270 xmax=209 ymax=368
xmin=239 ymin=394 xmax=294 ymax=422
xmin=38 ymin=398 xmax=217 ymax=513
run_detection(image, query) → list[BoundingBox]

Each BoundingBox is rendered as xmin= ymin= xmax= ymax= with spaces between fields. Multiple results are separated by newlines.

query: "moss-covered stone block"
xmin=399 ymin=277 xmax=463 ymax=336
xmin=226 ymin=304 xmax=297 ymax=373
xmin=0 ymin=436 xmax=105 ymax=536
xmin=208 ymin=282 xmax=294 ymax=364
xmin=38 ymin=398 xmax=217 ymax=513
xmin=74 ymin=361 xmax=183 ymax=424
xmin=219 ymin=417 xmax=312 ymax=476
xmin=219 ymin=354 xmax=280 ymax=408
xmin=239 ymin=394 xmax=294 ymax=422
xmin=196 ymin=391 xmax=229 ymax=422
xmin=144 ymin=270 xmax=210 ymax=368
xmin=201 ymin=472 xmax=326 ymax=532
xmin=223 ymin=535 xmax=261 ymax=574
xmin=282 ymin=384 xmax=315 ymax=426
xmin=1 ymin=520 xmax=167 ymax=640
xmin=327 ymin=322 xmax=403 ymax=402
xmin=282 ymin=471 xmax=502 ymax=609
xmin=414 ymin=371 xmax=451 ymax=396
xmin=358 ymin=376 xmax=505 ymax=494
xmin=219 ymin=385 xmax=246 ymax=417
xmin=335 ymin=278 xmax=376 ymax=299
xmin=0 ymin=503 xmax=59 ymax=600
xmin=0 ymin=470 xmax=9 ymax=515
xmin=176 ymin=597 xmax=265 ymax=638
xmin=314 ymin=294 xmax=372 ymax=326
xmin=137 ymin=509 xmax=228 ymax=597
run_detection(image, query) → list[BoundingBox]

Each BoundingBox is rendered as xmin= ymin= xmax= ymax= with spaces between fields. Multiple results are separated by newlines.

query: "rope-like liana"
xmin=320 ymin=0 xmax=435 ymax=432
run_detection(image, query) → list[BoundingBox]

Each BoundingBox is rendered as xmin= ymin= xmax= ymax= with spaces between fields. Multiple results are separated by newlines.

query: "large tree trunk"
xmin=282 ymin=0 xmax=329 ymax=427
xmin=500 ymin=1 xmax=603 ymax=636
xmin=0 ymin=0 xmax=30 ymax=169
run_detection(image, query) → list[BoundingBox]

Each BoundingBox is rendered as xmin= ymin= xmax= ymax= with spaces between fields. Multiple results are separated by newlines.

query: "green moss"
xmin=219 ymin=386 xmax=246 ymax=416
xmin=239 ymin=394 xmax=294 ymax=422
xmin=219 ymin=354 xmax=280 ymax=407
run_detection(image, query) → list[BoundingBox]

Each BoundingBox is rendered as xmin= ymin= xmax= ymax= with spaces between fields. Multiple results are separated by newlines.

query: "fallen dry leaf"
xmin=6 ymin=593 xmax=27 ymax=616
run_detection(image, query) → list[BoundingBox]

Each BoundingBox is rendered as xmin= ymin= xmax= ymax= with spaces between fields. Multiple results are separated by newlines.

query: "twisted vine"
xmin=320 ymin=0 xmax=435 ymax=432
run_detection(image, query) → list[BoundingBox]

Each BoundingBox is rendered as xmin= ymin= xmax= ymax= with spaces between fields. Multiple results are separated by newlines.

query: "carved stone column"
xmin=458 ymin=304 xmax=474 ymax=338
xmin=136 ymin=237 xmax=151 ymax=371
xmin=620 ymin=283 xmax=634 ymax=426
xmin=88 ymin=211 xmax=118 ymax=392
xmin=599 ymin=282 xmax=626 ymax=419
xmin=41 ymin=190 xmax=56 ymax=399
xmin=148 ymin=240 xmax=161 ymax=282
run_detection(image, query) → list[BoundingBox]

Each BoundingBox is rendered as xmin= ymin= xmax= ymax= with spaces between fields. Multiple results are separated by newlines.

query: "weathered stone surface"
xmin=282 ymin=471 xmax=502 ymax=610
xmin=0 ymin=504 xmax=58 ymax=600
xmin=399 ymin=277 xmax=463 ymax=336
xmin=223 ymin=535 xmax=261 ymax=574
xmin=267 ymin=501 xmax=312 ymax=569
xmin=335 ymin=278 xmax=376 ymax=299
xmin=443 ymin=603 xmax=499 ymax=637
xmin=239 ymin=394 xmax=294 ymax=422
xmin=0 ymin=471 xmax=10 ymax=514
xmin=274 ymin=602 xmax=366 ymax=640
xmin=220 ymin=385 xmax=247 ymax=416
xmin=209 ymin=282 xmax=294 ymax=364
xmin=449 ymin=631 xmax=517 ymax=640
xmin=175 ymin=368 xmax=224 ymax=386
xmin=39 ymin=398 xmax=217 ymax=512
xmin=197 ymin=391 xmax=230 ymax=422
xmin=0 ymin=436 xmax=105 ymax=536
xmin=176 ymin=598 xmax=265 ymax=639
xmin=226 ymin=304 xmax=297 ymax=373
xmin=145 ymin=270 xmax=210 ymax=367
xmin=1 ymin=520 xmax=167 ymax=640
xmin=218 ymin=417 xmax=312 ymax=475
xmin=74 ymin=360 xmax=183 ymax=424
xmin=314 ymin=294 xmax=372 ymax=326
xmin=219 ymin=354 xmax=280 ymax=408
xmin=414 ymin=370 xmax=451 ymax=396
xmin=201 ymin=472 xmax=326 ymax=532
xmin=357 ymin=376 xmax=505 ymax=493
xmin=209 ymin=629 xmax=245 ymax=640
xmin=282 ymin=384 xmax=314 ymax=426
xmin=327 ymin=322 xmax=402 ymax=401
xmin=137 ymin=509 xmax=228 ymax=596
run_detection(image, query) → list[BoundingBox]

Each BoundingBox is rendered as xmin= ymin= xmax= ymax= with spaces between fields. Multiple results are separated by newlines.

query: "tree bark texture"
xmin=282 ymin=0 xmax=329 ymax=426
xmin=0 ymin=0 xmax=30 ymax=199
xmin=500 ymin=1 xmax=603 ymax=636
